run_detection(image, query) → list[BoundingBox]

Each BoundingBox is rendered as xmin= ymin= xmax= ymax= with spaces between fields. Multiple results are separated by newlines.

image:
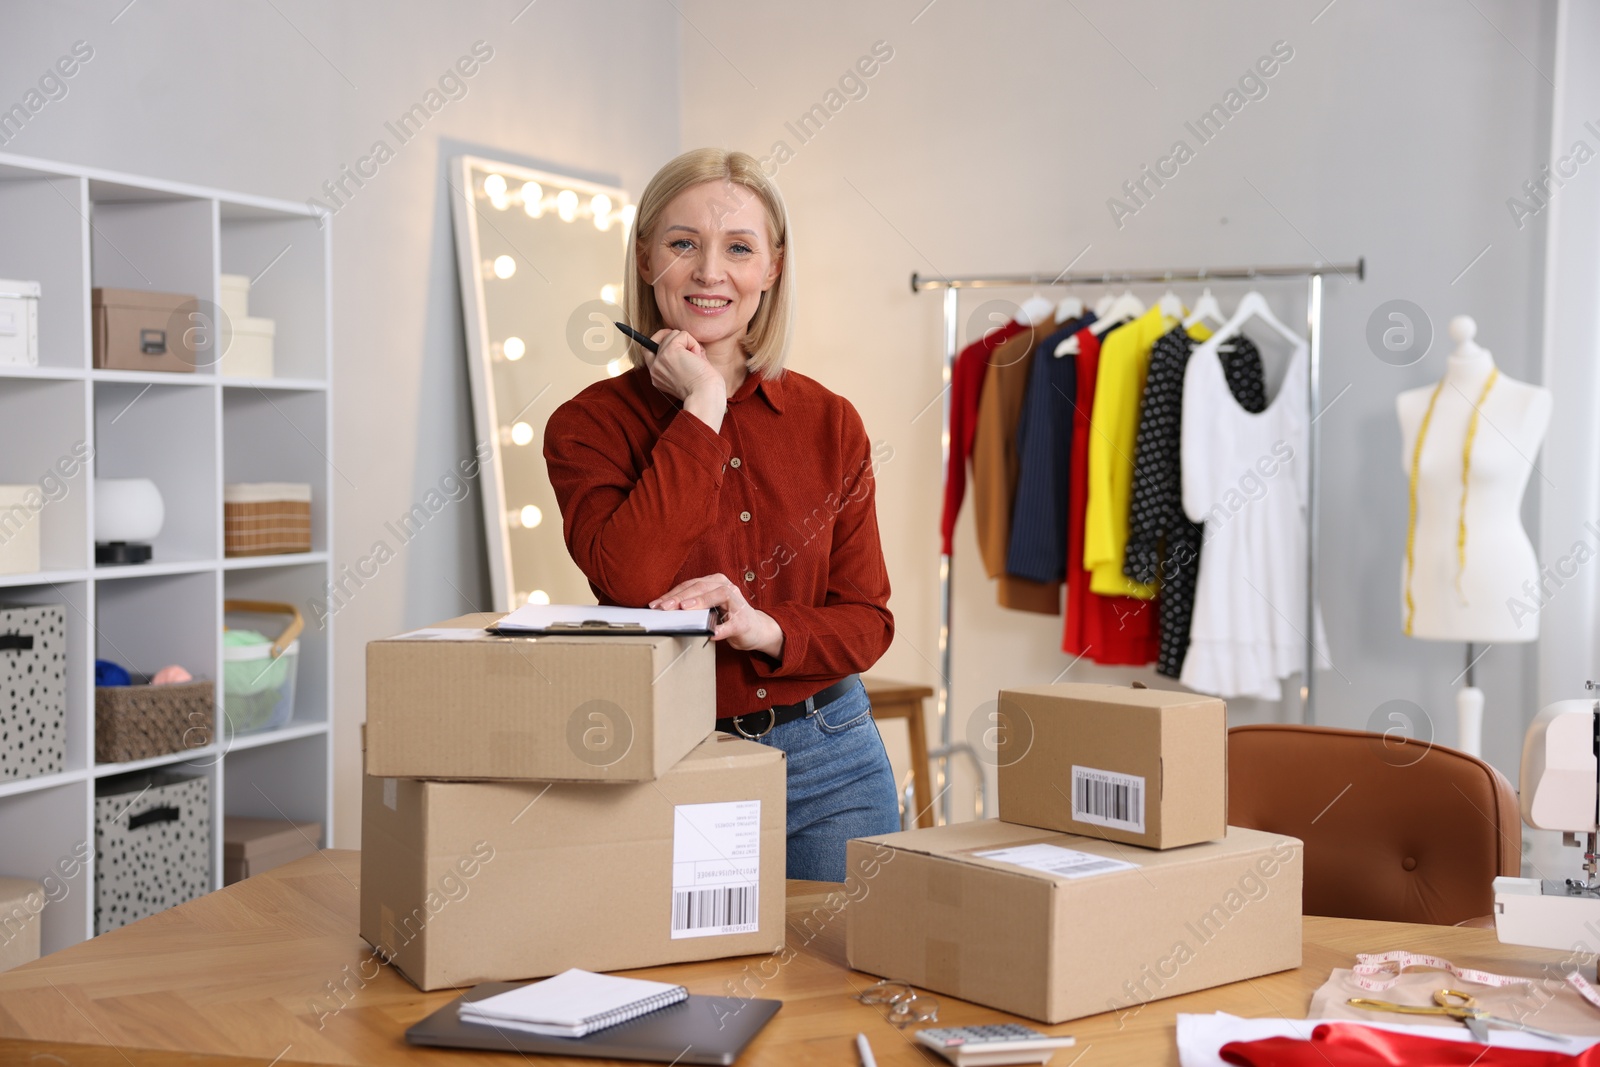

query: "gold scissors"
xmin=1348 ymin=989 xmax=1573 ymax=1044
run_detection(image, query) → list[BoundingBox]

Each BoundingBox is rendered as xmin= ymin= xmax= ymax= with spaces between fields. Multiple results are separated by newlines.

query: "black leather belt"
xmin=716 ymin=675 xmax=859 ymax=739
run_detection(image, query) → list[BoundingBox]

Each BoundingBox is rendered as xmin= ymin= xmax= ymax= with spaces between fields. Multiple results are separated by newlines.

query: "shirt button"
xmin=756 ymin=688 xmax=767 ymax=700
xmin=744 ymin=570 xmax=756 ymax=582
xmin=730 ymin=457 xmax=742 ymax=468
xmin=740 ymin=511 xmax=751 ymax=522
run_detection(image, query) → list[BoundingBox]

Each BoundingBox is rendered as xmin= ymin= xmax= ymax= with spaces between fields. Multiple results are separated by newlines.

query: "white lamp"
xmin=95 ymin=478 xmax=164 ymax=564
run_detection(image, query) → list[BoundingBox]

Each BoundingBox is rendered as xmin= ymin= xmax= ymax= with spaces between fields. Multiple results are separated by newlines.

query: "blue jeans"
xmin=750 ymin=678 xmax=901 ymax=882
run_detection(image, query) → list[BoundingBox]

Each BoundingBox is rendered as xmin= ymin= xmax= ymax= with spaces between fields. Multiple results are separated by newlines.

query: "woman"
xmin=543 ymin=147 xmax=900 ymax=881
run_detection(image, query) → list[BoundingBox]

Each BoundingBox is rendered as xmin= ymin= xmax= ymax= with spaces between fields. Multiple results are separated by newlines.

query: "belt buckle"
xmin=733 ymin=708 xmax=776 ymax=739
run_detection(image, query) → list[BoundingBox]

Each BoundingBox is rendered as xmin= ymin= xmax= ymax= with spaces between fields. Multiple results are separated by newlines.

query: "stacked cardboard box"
xmin=846 ymin=682 xmax=1304 ymax=1024
xmin=361 ymin=613 xmax=786 ymax=991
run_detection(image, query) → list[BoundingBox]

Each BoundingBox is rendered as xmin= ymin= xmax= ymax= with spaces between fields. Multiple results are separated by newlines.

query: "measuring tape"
xmin=1351 ymin=950 xmax=1600 ymax=1011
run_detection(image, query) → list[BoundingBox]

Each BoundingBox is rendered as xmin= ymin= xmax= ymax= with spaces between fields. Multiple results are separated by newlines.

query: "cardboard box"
xmin=996 ymin=683 xmax=1227 ymax=848
xmin=845 ymin=821 xmax=1302 ymax=1024
xmin=365 ymin=613 xmax=714 ymax=782
xmin=223 ymin=816 xmax=323 ymax=885
xmin=91 ymin=287 xmax=198 ymax=373
xmin=0 ymin=876 xmax=44 ymax=973
xmin=0 ymin=488 xmax=41 ymax=576
xmin=222 ymin=315 xmax=274 ymax=378
xmin=360 ymin=733 xmax=786 ymax=991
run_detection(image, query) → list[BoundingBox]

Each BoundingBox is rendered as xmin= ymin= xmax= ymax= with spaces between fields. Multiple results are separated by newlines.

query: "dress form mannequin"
xmin=1396 ymin=315 xmax=1552 ymax=755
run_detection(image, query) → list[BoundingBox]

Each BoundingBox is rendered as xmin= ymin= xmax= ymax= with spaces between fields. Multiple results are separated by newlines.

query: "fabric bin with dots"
xmin=0 ymin=604 xmax=66 ymax=782
xmin=94 ymin=771 xmax=211 ymax=934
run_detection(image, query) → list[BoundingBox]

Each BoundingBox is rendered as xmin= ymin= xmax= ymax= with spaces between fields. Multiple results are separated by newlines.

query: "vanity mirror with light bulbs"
xmin=449 ymin=156 xmax=634 ymax=611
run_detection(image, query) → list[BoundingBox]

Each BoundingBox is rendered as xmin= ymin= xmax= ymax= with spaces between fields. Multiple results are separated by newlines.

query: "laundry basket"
xmin=223 ymin=600 xmax=302 ymax=735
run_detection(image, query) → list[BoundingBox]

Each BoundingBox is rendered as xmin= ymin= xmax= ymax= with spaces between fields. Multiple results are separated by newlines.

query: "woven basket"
xmin=224 ymin=483 xmax=312 ymax=556
xmin=95 ymin=680 xmax=214 ymax=763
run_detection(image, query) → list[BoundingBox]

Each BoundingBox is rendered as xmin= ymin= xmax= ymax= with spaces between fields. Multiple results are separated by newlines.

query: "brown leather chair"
xmin=1228 ymin=724 xmax=1521 ymax=926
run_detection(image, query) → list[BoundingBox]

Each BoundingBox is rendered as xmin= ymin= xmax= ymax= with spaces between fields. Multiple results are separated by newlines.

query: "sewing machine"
xmin=1494 ymin=682 xmax=1600 ymax=962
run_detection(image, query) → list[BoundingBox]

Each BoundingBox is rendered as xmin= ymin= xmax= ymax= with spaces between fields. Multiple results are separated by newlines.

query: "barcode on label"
xmin=672 ymin=885 xmax=758 ymax=933
xmin=1071 ymin=765 xmax=1146 ymax=833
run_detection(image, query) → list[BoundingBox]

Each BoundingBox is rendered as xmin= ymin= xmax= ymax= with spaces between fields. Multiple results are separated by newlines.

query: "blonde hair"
xmin=622 ymin=148 xmax=794 ymax=378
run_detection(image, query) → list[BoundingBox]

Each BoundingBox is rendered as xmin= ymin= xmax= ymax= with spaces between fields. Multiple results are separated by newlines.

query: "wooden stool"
xmin=862 ymin=676 xmax=935 ymax=828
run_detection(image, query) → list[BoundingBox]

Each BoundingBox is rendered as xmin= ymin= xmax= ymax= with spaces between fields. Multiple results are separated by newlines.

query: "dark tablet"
xmin=406 ymin=982 xmax=782 ymax=1065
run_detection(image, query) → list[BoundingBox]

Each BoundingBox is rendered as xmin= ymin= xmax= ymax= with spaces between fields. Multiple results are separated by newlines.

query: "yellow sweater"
xmin=1084 ymin=309 xmax=1210 ymax=598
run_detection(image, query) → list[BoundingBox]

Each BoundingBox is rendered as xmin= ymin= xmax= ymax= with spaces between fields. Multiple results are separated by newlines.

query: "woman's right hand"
xmin=645 ymin=329 xmax=725 ymax=430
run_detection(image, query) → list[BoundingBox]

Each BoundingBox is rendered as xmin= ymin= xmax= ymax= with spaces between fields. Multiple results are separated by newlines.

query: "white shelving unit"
xmin=0 ymin=151 xmax=333 ymax=955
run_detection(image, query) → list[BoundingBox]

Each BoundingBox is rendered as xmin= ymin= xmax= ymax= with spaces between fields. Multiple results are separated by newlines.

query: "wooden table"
xmin=862 ymin=676 xmax=936 ymax=828
xmin=0 ymin=849 xmax=1578 ymax=1066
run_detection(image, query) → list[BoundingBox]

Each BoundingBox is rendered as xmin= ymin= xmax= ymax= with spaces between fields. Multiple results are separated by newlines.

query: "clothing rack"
xmin=913 ymin=258 xmax=1366 ymax=825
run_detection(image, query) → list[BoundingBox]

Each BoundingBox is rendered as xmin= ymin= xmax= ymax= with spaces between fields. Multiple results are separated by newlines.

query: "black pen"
xmin=614 ymin=321 xmax=659 ymax=353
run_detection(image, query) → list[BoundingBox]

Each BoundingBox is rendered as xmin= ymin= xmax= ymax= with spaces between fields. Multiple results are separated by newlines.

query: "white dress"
xmin=1179 ymin=333 xmax=1328 ymax=700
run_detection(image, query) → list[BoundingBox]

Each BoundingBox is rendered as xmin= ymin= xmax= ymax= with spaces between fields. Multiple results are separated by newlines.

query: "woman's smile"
xmin=642 ymin=179 xmax=781 ymax=363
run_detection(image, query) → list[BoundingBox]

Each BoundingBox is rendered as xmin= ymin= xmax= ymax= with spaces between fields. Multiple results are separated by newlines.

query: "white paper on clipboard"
xmin=492 ymin=603 xmax=716 ymax=636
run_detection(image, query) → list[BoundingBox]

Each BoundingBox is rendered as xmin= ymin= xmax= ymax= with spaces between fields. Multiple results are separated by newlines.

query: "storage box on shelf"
xmin=0 ymin=488 xmax=41 ymax=575
xmin=0 ymin=279 xmax=40 ymax=367
xmin=216 ymin=271 xmax=275 ymax=379
xmin=0 ymin=604 xmax=66 ymax=781
xmin=94 ymin=769 xmax=211 ymax=934
xmin=0 ymin=376 xmax=91 ymax=574
xmin=91 ymin=288 xmax=199 ymax=374
xmin=222 ymin=600 xmax=301 ymax=736
xmin=224 ymin=484 xmax=311 ymax=557
xmin=0 ymin=876 xmax=45 ymax=972
xmin=0 ymin=153 xmax=332 ymax=956
xmin=223 ymin=816 xmax=321 ymax=884
xmin=219 ymin=206 xmax=325 ymax=381
xmin=94 ymin=679 xmax=213 ymax=763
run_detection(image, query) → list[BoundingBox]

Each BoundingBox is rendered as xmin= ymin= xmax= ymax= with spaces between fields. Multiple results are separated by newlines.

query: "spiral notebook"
xmin=458 ymin=969 xmax=689 ymax=1038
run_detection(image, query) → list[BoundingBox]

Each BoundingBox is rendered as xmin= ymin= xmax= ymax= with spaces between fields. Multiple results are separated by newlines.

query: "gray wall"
xmin=679 ymin=0 xmax=1560 ymax=817
xmin=0 ymin=0 xmax=682 ymax=845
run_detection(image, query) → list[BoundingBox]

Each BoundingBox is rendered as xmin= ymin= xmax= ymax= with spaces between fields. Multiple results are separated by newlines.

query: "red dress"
xmin=1062 ymin=326 xmax=1159 ymax=664
xmin=940 ymin=320 xmax=1026 ymax=556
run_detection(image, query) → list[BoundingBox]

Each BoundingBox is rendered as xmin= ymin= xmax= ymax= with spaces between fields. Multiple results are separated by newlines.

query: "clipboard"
xmin=488 ymin=603 xmax=716 ymax=637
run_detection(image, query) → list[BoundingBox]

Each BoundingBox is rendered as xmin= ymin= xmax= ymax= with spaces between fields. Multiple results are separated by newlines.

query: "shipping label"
xmin=670 ymin=800 xmax=760 ymax=939
xmin=974 ymin=842 xmax=1138 ymax=880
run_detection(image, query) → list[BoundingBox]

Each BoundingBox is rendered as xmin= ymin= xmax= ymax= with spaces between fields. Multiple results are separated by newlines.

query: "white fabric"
xmin=1179 ymin=335 xmax=1328 ymax=700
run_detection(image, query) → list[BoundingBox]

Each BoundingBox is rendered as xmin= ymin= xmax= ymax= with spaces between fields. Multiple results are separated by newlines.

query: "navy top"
xmin=1006 ymin=313 xmax=1094 ymax=583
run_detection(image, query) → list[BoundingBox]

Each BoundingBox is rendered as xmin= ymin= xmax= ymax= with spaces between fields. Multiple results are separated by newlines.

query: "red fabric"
xmin=940 ymin=320 xmax=1026 ymax=556
xmin=1220 ymin=1022 xmax=1600 ymax=1066
xmin=544 ymin=365 xmax=893 ymax=718
xmin=1062 ymin=327 xmax=1159 ymax=664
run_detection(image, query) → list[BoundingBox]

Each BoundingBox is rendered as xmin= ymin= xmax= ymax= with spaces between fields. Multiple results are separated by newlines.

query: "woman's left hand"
xmin=650 ymin=573 xmax=785 ymax=659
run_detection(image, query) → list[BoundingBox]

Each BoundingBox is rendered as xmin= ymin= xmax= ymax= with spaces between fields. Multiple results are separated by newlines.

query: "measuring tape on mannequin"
xmin=1352 ymin=950 xmax=1600 ymax=1011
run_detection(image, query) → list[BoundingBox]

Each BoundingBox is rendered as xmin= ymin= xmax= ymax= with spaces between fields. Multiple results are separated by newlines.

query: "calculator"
xmin=913 ymin=1023 xmax=1077 ymax=1066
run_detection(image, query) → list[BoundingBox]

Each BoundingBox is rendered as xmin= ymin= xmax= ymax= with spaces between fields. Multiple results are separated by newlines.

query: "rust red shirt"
xmin=544 ymin=365 xmax=893 ymax=718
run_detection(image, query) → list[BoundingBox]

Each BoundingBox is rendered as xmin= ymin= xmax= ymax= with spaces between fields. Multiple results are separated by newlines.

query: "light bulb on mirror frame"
xmin=501 ymin=336 xmax=526 ymax=361
xmin=555 ymin=188 xmax=578 ymax=222
xmin=509 ymin=421 xmax=534 ymax=446
xmin=492 ymin=255 xmax=516 ymax=279
xmin=606 ymin=358 xmax=626 ymax=378
xmin=518 ymin=504 xmax=543 ymax=529
xmin=488 ymin=191 xmax=510 ymax=211
xmin=599 ymin=284 xmax=619 ymax=305
xmin=520 ymin=181 xmax=543 ymax=217
xmin=482 ymin=173 xmax=507 ymax=199
xmin=527 ymin=590 xmax=550 ymax=606
xmin=618 ymin=204 xmax=637 ymax=233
